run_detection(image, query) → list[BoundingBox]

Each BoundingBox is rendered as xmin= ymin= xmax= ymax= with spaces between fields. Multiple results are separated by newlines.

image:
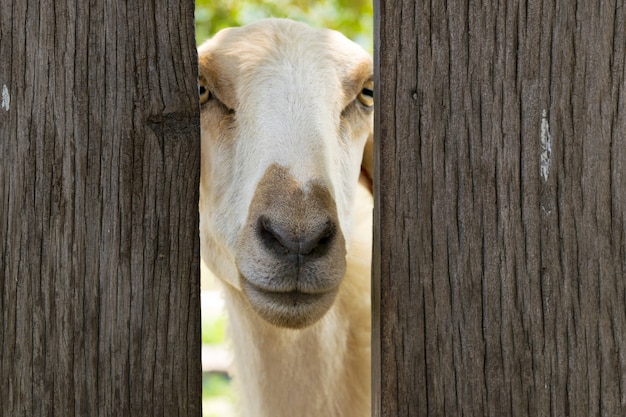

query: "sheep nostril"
xmin=257 ymin=217 xmax=335 ymax=257
xmin=258 ymin=217 xmax=292 ymax=254
xmin=299 ymin=222 xmax=335 ymax=255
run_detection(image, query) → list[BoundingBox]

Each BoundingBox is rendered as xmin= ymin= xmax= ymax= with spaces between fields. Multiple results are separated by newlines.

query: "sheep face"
xmin=198 ymin=19 xmax=373 ymax=329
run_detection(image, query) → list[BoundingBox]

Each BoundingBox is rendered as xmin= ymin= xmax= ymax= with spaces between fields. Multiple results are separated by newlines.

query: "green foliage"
xmin=203 ymin=373 xmax=235 ymax=399
xmin=201 ymin=309 xmax=227 ymax=345
xmin=195 ymin=0 xmax=373 ymax=52
xmin=203 ymin=373 xmax=236 ymax=417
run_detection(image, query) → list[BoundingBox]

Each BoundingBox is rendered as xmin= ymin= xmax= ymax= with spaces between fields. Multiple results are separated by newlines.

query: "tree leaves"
xmin=195 ymin=0 xmax=373 ymax=52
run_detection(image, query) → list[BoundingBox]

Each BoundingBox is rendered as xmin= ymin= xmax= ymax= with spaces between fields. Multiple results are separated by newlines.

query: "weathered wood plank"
xmin=374 ymin=0 xmax=626 ymax=415
xmin=0 ymin=1 xmax=201 ymax=416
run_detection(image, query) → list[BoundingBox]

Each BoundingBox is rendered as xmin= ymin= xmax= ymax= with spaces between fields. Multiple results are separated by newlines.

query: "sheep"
xmin=198 ymin=18 xmax=373 ymax=417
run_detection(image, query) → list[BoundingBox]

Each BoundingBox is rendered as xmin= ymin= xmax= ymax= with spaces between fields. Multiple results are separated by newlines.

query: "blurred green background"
xmin=195 ymin=0 xmax=373 ymax=51
xmin=196 ymin=2 xmax=373 ymax=416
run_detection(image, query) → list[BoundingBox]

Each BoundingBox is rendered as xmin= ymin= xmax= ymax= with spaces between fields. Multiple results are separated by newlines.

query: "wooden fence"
xmin=2 ymin=0 xmax=625 ymax=416
xmin=0 ymin=1 xmax=201 ymax=415
xmin=374 ymin=0 xmax=626 ymax=416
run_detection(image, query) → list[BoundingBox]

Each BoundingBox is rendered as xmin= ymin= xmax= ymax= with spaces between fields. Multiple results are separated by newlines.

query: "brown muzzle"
xmin=236 ymin=164 xmax=346 ymax=328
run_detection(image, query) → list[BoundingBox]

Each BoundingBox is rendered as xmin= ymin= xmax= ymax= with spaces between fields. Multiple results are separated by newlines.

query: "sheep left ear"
xmin=360 ymin=132 xmax=374 ymax=194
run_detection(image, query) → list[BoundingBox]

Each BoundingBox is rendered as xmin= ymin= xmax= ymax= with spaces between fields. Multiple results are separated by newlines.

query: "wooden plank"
xmin=0 ymin=1 xmax=201 ymax=416
xmin=373 ymin=0 xmax=626 ymax=415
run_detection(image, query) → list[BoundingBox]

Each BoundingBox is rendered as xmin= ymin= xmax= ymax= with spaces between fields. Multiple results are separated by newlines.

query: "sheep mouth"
xmin=240 ymin=278 xmax=339 ymax=329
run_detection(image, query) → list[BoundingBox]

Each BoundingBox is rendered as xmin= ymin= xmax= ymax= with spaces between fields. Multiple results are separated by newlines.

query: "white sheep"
xmin=198 ymin=18 xmax=373 ymax=417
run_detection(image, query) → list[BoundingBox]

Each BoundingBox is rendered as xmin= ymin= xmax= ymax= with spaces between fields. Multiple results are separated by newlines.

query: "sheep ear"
xmin=197 ymin=48 xmax=209 ymax=76
xmin=360 ymin=132 xmax=374 ymax=194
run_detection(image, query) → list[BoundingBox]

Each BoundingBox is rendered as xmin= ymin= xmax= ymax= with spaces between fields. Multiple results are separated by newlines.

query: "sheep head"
xmin=198 ymin=19 xmax=373 ymax=329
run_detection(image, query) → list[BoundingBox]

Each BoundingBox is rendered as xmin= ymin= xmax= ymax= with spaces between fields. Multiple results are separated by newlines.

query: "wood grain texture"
xmin=373 ymin=0 xmax=626 ymax=416
xmin=0 ymin=1 xmax=201 ymax=416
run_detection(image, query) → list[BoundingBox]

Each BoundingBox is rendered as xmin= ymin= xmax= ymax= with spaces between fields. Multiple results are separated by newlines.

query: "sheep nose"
xmin=258 ymin=216 xmax=336 ymax=258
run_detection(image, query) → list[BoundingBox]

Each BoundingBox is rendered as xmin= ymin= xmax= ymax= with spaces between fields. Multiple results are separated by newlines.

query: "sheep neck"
xmin=220 ymin=249 xmax=371 ymax=417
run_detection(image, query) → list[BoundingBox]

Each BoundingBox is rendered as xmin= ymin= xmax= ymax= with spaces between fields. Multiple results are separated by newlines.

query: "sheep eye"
xmin=357 ymin=80 xmax=374 ymax=107
xmin=199 ymin=83 xmax=211 ymax=105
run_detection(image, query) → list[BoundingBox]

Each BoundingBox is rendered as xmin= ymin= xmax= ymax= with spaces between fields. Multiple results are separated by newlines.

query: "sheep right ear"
xmin=360 ymin=133 xmax=374 ymax=194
